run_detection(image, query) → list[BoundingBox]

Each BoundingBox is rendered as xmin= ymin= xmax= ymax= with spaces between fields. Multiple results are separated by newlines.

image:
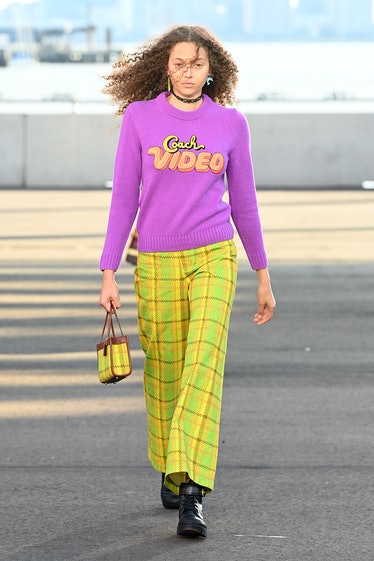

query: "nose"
xmin=182 ymin=64 xmax=193 ymax=76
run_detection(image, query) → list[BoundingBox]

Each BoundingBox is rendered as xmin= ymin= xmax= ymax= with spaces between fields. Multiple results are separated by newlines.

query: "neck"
xmin=171 ymin=90 xmax=203 ymax=104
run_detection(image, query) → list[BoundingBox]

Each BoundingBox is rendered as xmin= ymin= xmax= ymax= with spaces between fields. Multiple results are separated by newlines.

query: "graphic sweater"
xmin=100 ymin=92 xmax=268 ymax=271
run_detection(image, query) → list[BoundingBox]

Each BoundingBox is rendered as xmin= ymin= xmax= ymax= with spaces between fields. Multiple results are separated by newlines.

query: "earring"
xmin=206 ymin=76 xmax=213 ymax=86
xmin=167 ymin=75 xmax=171 ymax=92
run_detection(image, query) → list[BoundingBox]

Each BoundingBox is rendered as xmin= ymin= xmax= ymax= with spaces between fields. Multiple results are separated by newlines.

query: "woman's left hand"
xmin=253 ymin=277 xmax=276 ymax=326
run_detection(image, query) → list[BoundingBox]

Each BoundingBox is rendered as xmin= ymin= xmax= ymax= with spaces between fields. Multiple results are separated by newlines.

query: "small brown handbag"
xmin=96 ymin=305 xmax=132 ymax=384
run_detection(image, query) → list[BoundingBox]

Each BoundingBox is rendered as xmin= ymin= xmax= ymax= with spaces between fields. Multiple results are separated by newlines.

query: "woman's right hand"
xmin=99 ymin=269 xmax=121 ymax=312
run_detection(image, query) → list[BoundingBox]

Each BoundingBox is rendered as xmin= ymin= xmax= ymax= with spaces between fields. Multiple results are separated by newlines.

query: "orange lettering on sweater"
xmin=148 ymin=146 xmax=172 ymax=170
xmin=209 ymin=153 xmax=225 ymax=174
xmin=148 ymin=146 xmax=225 ymax=174
xmin=178 ymin=151 xmax=196 ymax=172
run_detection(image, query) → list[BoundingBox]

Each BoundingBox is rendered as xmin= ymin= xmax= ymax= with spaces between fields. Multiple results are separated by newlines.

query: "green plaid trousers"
xmin=134 ymin=240 xmax=238 ymax=494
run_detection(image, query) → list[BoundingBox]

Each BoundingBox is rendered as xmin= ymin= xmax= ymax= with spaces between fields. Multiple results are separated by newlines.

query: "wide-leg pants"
xmin=134 ymin=240 xmax=238 ymax=494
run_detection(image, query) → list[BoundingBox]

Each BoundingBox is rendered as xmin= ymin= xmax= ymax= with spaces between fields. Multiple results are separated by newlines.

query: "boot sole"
xmin=177 ymin=524 xmax=207 ymax=538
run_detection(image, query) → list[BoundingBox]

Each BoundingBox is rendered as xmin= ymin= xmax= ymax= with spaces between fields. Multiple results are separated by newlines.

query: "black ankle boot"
xmin=160 ymin=473 xmax=179 ymax=509
xmin=177 ymin=481 xmax=207 ymax=538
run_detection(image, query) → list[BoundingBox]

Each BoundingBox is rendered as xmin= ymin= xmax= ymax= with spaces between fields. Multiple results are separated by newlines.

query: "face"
xmin=167 ymin=42 xmax=210 ymax=100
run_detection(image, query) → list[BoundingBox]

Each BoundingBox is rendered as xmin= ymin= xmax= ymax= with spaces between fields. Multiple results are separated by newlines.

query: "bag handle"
xmin=100 ymin=303 xmax=124 ymax=342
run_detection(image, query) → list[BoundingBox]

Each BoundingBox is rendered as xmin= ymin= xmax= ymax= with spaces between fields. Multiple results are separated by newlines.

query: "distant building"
xmin=244 ymin=0 xmax=292 ymax=39
xmin=329 ymin=0 xmax=374 ymax=38
xmin=0 ymin=0 xmax=373 ymax=43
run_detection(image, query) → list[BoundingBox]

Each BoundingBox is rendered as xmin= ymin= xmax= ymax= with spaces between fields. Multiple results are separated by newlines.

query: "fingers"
xmin=101 ymin=301 xmax=113 ymax=313
xmin=253 ymin=305 xmax=275 ymax=326
xmin=111 ymin=298 xmax=121 ymax=311
xmin=99 ymin=296 xmax=121 ymax=313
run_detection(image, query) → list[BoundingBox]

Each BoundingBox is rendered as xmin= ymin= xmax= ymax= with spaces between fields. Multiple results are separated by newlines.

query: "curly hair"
xmin=103 ymin=25 xmax=239 ymax=115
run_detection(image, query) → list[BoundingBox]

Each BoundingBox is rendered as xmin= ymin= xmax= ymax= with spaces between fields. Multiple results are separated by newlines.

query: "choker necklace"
xmin=171 ymin=90 xmax=203 ymax=104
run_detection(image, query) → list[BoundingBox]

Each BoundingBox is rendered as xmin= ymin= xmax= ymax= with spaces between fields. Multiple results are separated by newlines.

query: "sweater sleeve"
xmin=99 ymin=107 xmax=141 ymax=271
xmin=226 ymin=111 xmax=268 ymax=270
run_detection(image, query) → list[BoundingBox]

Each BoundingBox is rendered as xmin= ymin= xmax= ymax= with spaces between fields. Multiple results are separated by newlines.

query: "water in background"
xmin=1 ymin=42 xmax=373 ymax=107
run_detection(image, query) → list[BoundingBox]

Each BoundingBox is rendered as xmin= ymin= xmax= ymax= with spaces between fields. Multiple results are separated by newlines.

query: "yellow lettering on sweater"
xmin=163 ymin=135 xmax=205 ymax=153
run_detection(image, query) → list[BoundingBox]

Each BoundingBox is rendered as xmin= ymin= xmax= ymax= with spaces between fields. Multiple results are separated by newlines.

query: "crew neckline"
xmin=156 ymin=92 xmax=213 ymax=120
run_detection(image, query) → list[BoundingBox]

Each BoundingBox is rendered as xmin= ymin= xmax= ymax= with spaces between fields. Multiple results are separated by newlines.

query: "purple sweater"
xmin=100 ymin=92 xmax=268 ymax=271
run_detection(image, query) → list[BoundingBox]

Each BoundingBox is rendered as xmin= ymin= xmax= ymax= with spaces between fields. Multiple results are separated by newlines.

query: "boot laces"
xmin=180 ymin=493 xmax=202 ymax=515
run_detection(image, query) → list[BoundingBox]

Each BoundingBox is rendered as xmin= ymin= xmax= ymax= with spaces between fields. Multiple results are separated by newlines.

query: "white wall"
xmin=0 ymin=114 xmax=120 ymax=188
xmin=248 ymin=112 xmax=374 ymax=188
xmin=1 ymin=115 xmax=25 ymax=187
xmin=0 ymin=108 xmax=373 ymax=188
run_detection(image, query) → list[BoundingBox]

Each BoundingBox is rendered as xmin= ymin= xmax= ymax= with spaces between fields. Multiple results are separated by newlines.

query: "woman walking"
xmin=99 ymin=25 xmax=276 ymax=538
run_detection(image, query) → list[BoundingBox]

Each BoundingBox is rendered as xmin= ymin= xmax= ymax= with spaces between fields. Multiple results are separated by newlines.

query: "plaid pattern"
xmin=97 ymin=335 xmax=132 ymax=384
xmin=134 ymin=240 xmax=237 ymax=494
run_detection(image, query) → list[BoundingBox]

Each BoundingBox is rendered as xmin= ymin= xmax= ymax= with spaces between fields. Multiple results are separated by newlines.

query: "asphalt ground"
xmin=0 ymin=189 xmax=374 ymax=561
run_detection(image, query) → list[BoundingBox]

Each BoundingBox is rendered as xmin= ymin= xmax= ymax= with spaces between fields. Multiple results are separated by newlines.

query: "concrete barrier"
xmin=1 ymin=115 xmax=25 ymax=187
xmin=0 ymin=105 xmax=373 ymax=188
xmin=247 ymin=111 xmax=374 ymax=188
xmin=26 ymin=114 xmax=119 ymax=188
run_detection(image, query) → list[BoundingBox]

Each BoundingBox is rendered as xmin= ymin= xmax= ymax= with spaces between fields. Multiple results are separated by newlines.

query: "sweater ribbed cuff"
xmin=248 ymin=252 xmax=268 ymax=271
xmin=99 ymin=252 xmax=122 ymax=272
